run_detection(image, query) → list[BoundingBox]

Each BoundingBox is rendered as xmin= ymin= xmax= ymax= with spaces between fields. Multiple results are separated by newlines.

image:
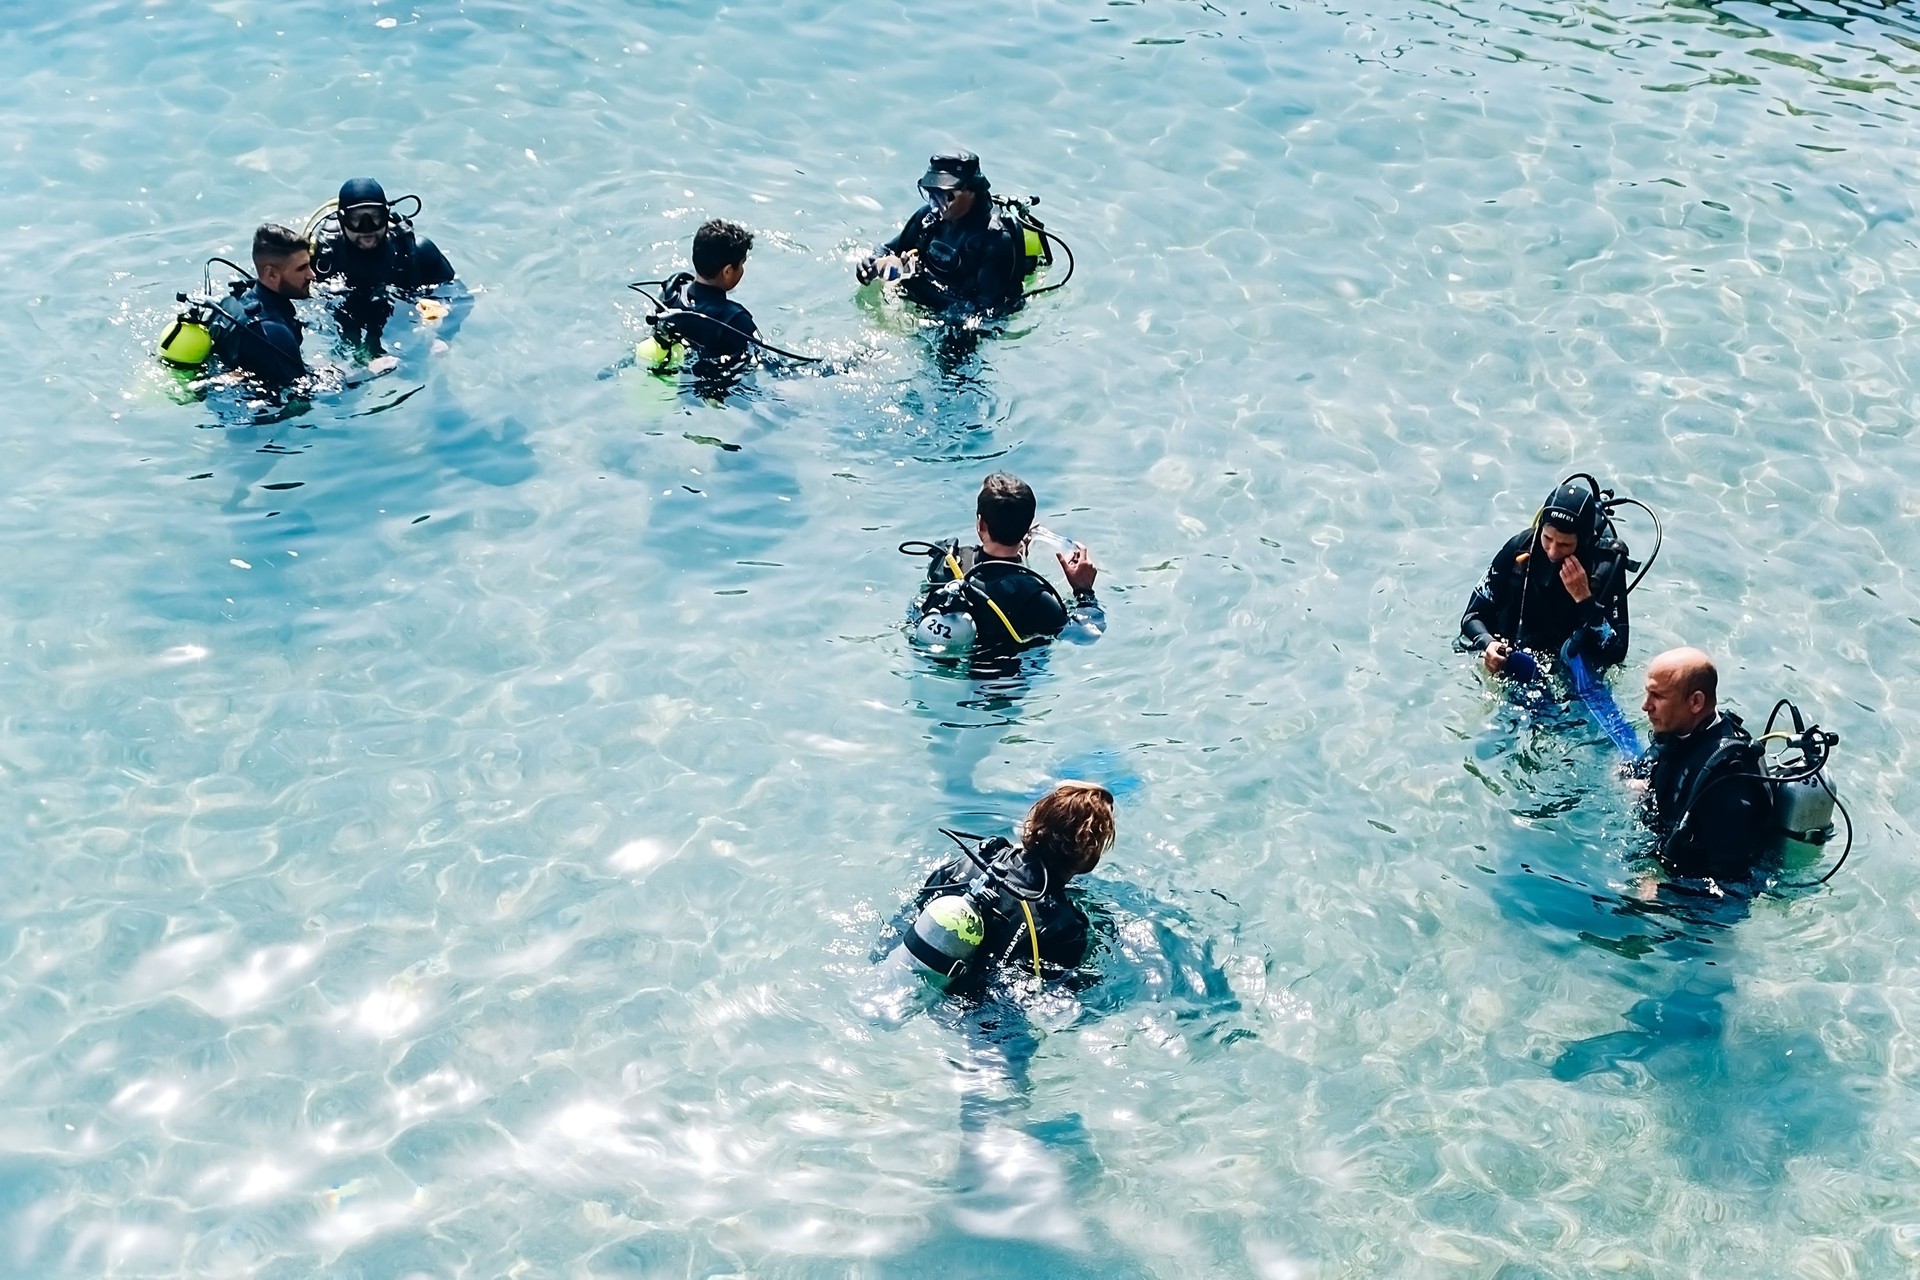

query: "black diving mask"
xmin=340 ymin=205 xmax=390 ymax=235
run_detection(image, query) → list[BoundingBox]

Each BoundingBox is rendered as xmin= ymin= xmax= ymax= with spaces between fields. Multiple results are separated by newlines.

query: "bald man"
xmin=1637 ymin=648 xmax=1774 ymax=884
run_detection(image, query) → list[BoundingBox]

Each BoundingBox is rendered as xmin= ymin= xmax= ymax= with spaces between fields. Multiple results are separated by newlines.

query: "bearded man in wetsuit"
xmin=314 ymin=177 xmax=456 ymax=351
xmin=211 ymin=223 xmax=313 ymax=388
xmin=315 ymin=177 xmax=455 ymax=293
xmin=914 ymin=472 xmax=1102 ymax=658
xmin=1635 ymin=647 xmax=1775 ymax=887
xmin=856 ymin=151 xmax=1023 ymax=316
xmin=1460 ymin=476 xmax=1631 ymax=676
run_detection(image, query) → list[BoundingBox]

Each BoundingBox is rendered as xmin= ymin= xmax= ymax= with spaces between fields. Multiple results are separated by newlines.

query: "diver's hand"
xmin=896 ymin=251 xmax=919 ymax=279
xmin=1058 ymin=544 xmax=1097 ymax=594
xmin=855 ymin=254 xmax=879 ymax=284
xmin=1482 ymin=640 xmax=1511 ymax=675
xmin=860 ymin=253 xmax=908 ymax=284
xmin=1559 ymin=554 xmax=1591 ymax=604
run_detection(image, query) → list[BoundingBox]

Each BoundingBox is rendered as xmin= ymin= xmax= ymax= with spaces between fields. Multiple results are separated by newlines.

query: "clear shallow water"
xmin=4 ymin=0 xmax=1920 ymax=1274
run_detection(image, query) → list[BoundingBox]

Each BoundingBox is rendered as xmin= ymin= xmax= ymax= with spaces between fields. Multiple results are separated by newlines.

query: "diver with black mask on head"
xmin=1459 ymin=473 xmax=1654 ymax=681
xmin=310 ymin=177 xmax=457 ymax=353
xmin=856 ymin=151 xmax=1046 ymax=318
xmin=314 ymin=178 xmax=455 ymax=292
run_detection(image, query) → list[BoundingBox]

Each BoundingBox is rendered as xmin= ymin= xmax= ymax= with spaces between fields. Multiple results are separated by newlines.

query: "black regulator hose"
xmin=1023 ymin=228 xmax=1075 ymax=299
xmin=1777 ymin=778 xmax=1853 ymax=889
xmin=1660 ymin=705 xmax=1851 ymax=889
xmin=205 ymin=256 xmax=256 ymax=291
xmin=626 ymin=280 xmax=822 ymax=365
xmin=1603 ymin=496 xmax=1663 ymax=595
xmin=938 ymin=828 xmax=1049 ymax=901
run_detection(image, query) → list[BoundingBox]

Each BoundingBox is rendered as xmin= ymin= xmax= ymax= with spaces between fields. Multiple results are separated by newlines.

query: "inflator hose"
xmin=626 ymin=281 xmax=822 ymax=365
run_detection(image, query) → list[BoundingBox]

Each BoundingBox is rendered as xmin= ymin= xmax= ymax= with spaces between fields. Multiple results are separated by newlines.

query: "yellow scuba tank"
xmin=157 ymin=316 xmax=213 ymax=368
xmin=636 ymin=335 xmax=682 ymax=372
xmin=996 ymin=196 xmax=1054 ymax=278
xmin=156 ymin=294 xmax=217 ymax=368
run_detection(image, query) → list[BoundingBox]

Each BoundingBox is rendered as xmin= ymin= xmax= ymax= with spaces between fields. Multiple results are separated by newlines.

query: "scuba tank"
xmin=993 ymin=195 xmax=1074 ymax=298
xmin=636 ymin=330 xmax=683 ymax=373
xmin=911 ymin=579 xmax=978 ymax=653
xmin=1665 ymin=697 xmax=1852 ymax=887
xmin=633 ymin=272 xmax=693 ymax=373
xmin=899 ymin=539 xmax=1070 ymax=653
xmin=1758 ymin=700 xmax=1843 ymax=846
xmin=893 ymin=887 xmax=989 ymax=989
xmin=155 ymin=256 xmax=256 ymax=370
xmin=156 ymin=294 xmax=217 ymax=368
xmin=994 ymin=195 xmax=1053 ymax=277
xmin=885 ymin=832 xmax=1049 ymax=990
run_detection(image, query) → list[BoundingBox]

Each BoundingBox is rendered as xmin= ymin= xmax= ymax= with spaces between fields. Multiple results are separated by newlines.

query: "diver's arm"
xmin=254 ymin=317 xmax=307 ymax=384
xmin=1664 ymin=762 xmax=1767 ymax=882
xmin=1459 ymin=550 xmax=1511 ymax=651
xmin=1062 ymin=587 xmax=1106 ymax=644
xmin=1057 ymin=546 xmax=1103 ymax=644
xmin=1569 ymin=559 xmax=1629 ymax=667
xmin=881 ymin=208 xmax=930 ymax=258
xmin=729 ymin=304 xmax=759 ymax=353
xmin=412 ymin=236 xmax=456 ymax=286
xmin=860 ymin=209 xmax=931 ymax=282
xmin=1593 ymin=569 xmax=1630 ymax=666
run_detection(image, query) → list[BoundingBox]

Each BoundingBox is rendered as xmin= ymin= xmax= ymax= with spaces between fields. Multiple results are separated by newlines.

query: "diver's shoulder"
xmin=1496 ymin=528 xmax=1534 ymax=558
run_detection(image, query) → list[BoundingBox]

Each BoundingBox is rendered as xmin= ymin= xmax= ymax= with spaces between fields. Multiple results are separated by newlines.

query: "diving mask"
xmin=340 ymin=205 xmax=389 ymax=236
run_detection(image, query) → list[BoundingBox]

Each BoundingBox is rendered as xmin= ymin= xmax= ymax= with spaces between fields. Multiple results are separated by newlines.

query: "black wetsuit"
xmin=314 ymin=226 xmax=455 ymax=293
xmin=659 ymin=272 xmax=757 ymax=361
xmin=1641 ymin=712 xmax=1774 ymax=884
xmin=912 ymin=848 xmax=1090 ymax=991
xmin=314 ymin=227 xmax=455 ymax=353
xmin=919 ymin=542 xmax=1098 ymax=655
xmin=1460 ymin=529 xmax=1630 ymax=668
xmin=211 ymin=280 xmax=305 ymax=387
xmin=882 ymin=198 xmax=1022 ymax=316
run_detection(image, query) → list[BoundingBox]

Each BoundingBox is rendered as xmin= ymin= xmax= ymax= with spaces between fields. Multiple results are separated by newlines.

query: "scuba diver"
xmin=310 ymin=177 xmax=456 ymax=353
xmin=185 ymin=223 xmax=312 ymax=389
xmin=312 ymin=177 xmax=455 ymax=293
xmin=1634 ymin=648 xmax=1779 ymax=887
xmin=654 ymin=219 xmax=758 ymax=362
xmin=882 ymin=782 xmax=1117 ymax=995
xmin=626 ymin=219 xmax=822 ymax=387
xmin=1459 ymin=474 xmax=1645 ymax=679
xmin=903 ymin=472 xmax=1103 ymax=662
xmin=856 ymin=151 xmax=1038 ymax=317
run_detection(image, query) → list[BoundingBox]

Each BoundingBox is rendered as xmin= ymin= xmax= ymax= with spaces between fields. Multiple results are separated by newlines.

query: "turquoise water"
xmin=5 ymin=0 xmax=1920 ymax=1274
